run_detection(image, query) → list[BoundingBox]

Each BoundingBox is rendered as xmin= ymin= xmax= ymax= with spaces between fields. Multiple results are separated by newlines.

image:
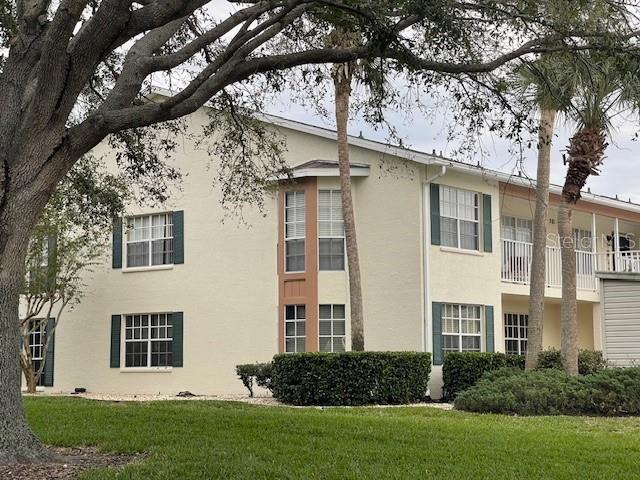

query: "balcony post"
xmin=615 ymin=217 xmax=621 ymax=272
xmin=592 ymin=212 xmax=597 ymax=289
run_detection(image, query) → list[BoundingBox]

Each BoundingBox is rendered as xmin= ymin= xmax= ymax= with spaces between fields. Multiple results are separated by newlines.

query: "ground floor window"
xmin=442 ymin=304 xmax=482 ymax=353
xmin=125 ymin=313 xmax=173 ymax=367
xmin=28 ymin=320 xmax=45 ymax=386
xmin=504 ymin=313 xmax=528 ymax=355
xmin=285 ymin=305 xmax=306 ymax=353
xmin=319 ymin=304 xmax=346 ymax=352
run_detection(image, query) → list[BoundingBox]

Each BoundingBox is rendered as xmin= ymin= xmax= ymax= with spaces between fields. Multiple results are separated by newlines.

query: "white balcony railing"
xmin=501 ymin=239 xmax=600 ymax=291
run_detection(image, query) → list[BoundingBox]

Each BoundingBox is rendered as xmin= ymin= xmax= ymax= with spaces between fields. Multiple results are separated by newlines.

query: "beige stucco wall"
xmin=49 ymin=109 xmax=428 ymax=395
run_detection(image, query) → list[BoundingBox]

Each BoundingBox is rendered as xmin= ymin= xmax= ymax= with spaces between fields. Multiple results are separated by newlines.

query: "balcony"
xmin=501 ymin=239 xmax=640 ymax=291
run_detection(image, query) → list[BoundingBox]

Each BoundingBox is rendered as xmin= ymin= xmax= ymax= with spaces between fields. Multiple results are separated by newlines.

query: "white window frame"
xmin=284 ymin=191 xmax=306 ymax=273
xmin=501 ymin=216 xmax=533 ymax=243
xmin=125 ymin=213 xmax=174 ymax=268
xmin=318 ymin=190 xmax=345 ymax=271
xmin=29 ymin=320 xmax=45 ymax=362
xmin=441 ymin=303 xmax=483 ymax=353
xmin=439 ymin=185 xmax=480 ymax=251
xmin=284 ymin=305 xmax=306 ymax=353
xmin=573 ymin=228 xmax=593 ymax=252
xmin=504 ymin=312 xmax=528 ymax=356
xmin=319 ymin=304 xmax=346 ymax=352
xmin=124 ymin=313 xmax=173 ymax=368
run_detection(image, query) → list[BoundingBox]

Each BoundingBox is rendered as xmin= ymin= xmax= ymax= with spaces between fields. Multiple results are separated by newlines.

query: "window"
xmin=319 ymin=304 xmax=346 ymax=352
xmin=126 ymin=213 xmax=173 ymax=267
xmin=124 ymin=313 xmax=173 ymax=367
xmin=573 ymin=228 xmax=593 ymax=252
xmin=440 ymin=185 xmax=479 ymax=250
xmin=442 ymin=304 xmax=482 ymax=353
xmin=502 ymin=216 xmax=533 ymax=243
xmin=318 ymin=190 xmax=345 ymax=271
xmin=504 ymin=313 xmax=528 ymax=355
xmin=285 ymin=305 xmax=306 ymax=352
xmin=285 ymin=191 xmax=305 ymax=272
xmin=29 ymin=320 xmax=45 ymax=386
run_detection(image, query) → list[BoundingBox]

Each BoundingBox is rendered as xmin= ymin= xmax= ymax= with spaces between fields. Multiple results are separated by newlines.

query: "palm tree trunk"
xmin=558 ymin=198 xmax=578 ymax=374
xmin=334 ymin=71 xmax=364 ymax=351
xmin=526 ymin=108 xmax=557 ymax=370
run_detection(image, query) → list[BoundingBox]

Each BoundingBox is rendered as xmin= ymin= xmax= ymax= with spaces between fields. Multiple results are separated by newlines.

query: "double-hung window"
xmin=285 ymin=305 xmax=306 ymax=352
xmin=504 ymin=313 xmax=528 ymax=355
xmin=126 ymin=213 xmax=174 ymax=267
xmin=502 ymin=216 xmax=533 ymax=243
xmin=440 ymin=186 xmax=479 ymax=250
xmin=319 ymin=304 xmax=346 ymax=352
xmin=285 ymin=192 xmax=305 ymax=272
xmin=442 ymin=304 xmax=482 ymax=353
xmin=124 ymin=313 xmax=173 ymax=367
xmin=29 ymin=320 xmax=45 ymax=385
xmin=318 ymin=190 xmax=345 ymax=271
xmin=573 ymin=228 xmax=593 ymax=252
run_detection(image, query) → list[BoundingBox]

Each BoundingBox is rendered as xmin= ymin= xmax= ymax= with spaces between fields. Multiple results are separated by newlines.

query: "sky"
xmin=264 ymin=92 xmax=640 ymax=205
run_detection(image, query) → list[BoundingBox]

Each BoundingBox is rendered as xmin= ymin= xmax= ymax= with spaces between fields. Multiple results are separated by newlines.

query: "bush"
xmin=537 ymin=348 xmax=607 ymax=375
xmin=442 ymin=352 xmax=524 ymax=400
xmin=455 ymin=367 xmax=640 ymax=416
xmin=236 ymin=363 xmax=273 ymax=397
xmin=271 ymin=352 xmax=431 ymax=406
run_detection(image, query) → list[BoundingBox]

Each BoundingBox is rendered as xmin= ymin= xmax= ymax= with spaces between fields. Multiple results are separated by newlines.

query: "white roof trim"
xmin=275 ymin=166 xmax=369 ymax=180
xmin=149 ymin=86 xmax=640 ymax=215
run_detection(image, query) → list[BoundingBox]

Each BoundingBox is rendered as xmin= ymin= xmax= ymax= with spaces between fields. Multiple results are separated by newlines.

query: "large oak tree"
xmin=0 ymin=0 xmax=637 ymax=463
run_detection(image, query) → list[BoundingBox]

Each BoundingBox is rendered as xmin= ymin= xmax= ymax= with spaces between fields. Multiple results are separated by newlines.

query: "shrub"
xmin=442 ymin=352 xmax=524 ymax=400
xmin=271 ymin=352 xmax=431 ymax=406
xmin=537 ymin=348 xmax=607 ymax=375
xmin=455 ymin=367 xmax=640 ymax=416
xmin=236 ymin=363 xmax=273 ymax=397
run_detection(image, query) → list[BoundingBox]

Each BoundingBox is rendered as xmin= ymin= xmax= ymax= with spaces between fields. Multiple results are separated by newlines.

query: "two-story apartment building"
xmin=31 ymin=104 xmax=640 ymax=398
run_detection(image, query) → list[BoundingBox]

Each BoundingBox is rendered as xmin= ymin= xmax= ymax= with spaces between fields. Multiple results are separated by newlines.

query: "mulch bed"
xmin=0 ymin=447 xmax=141 ymax=479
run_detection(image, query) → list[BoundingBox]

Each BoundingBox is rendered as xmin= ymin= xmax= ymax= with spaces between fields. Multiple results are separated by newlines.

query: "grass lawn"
xmin=25 ymin=397 xmax=640 ymax=479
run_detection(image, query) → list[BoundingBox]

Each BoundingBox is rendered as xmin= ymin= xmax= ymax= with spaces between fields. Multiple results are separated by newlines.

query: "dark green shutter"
xmin=173 ymin=211 xmax=184 ymax=264
xmin=171 ymin=312 xmax=184 ymax=367
xmin=112 ymin=218 xmax=123 ymax=269
xmin=482 ymin=194 xmax=492 ymax=253
xmin=42 ymin=318 xmax=55 ymax=387
xmin=110 ymin=315 xmax=121 ymax=368
xmin=485 ymin=305 xmax=495 ymax=353
xmin=430 ymin=184 xmax=441 ymax=246
xmin=432 ymin=302 xmax=443 ymax=365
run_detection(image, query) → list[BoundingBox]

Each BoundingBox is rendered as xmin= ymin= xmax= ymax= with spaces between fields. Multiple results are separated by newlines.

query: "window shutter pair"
xmin=42 ymin=318 xmax=55 ymax=387
xmin=112 ymin=211 xmax=185 ymax=268
xmin=431 ymin=303 xmax=495 ymax=366
xmin=109 ymin=313 xmax=184 ymax=368
xmin=429 ymin=184 xmax=493 ymax=252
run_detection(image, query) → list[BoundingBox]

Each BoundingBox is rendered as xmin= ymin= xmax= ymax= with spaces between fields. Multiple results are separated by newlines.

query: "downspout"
xmin=422 ymin=165 xmax=447 ymax=357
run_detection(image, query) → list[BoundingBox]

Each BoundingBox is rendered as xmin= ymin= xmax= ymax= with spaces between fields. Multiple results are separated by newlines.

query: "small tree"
xmin=20 ymin=157 xmax=127 ymax=392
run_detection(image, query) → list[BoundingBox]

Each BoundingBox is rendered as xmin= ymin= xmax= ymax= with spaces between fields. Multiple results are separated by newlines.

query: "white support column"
xmin=591 ymin=212 xmax=597 ymax=289
xmin=615 ymin=217 xmax=621 ymax=272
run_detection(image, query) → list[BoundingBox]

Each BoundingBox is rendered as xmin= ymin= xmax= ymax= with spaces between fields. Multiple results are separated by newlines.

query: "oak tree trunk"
xmin=558 ymin=199 xmax=579 ymax=375
xmin=334 ymin=70 xmax=365 ymax=351
xmin=526 ymin=108 xmax=557 ymax=370
xmin=0 ymin=200 xmax=52 ymax=462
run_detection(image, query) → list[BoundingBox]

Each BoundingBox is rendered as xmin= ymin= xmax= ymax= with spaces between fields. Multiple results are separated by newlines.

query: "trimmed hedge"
xmin=455 ymin=367 xmax=640 ymax=416
xmin=442 ymin=352 xmax=525 ymax=400
xmin=272 ymin=352 xmax=431 ymax=406
xmin=537 ymin=348 xmax=608 ymax=375
xmin=236 ymin=363 xmax=273 ymax=397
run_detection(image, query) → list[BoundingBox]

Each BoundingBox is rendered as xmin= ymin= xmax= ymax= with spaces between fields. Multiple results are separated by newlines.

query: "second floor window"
xmin=502 ymin=216 xmax=533 ymax=243
xmin=285 ymin=191 xmax=305 ymax=272
xmin=573 ymin=228 xmax=593 ymax=252
xmin=318 ymin=190 xmax=345 ymax=270
xmin=440 ymin=185 xmax=479 ymax=250
xmin=126 ymin=213 xmax=173 ymax=267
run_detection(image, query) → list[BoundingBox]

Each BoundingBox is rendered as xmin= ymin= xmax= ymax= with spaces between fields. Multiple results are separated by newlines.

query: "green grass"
xmin=25 ymin=397 xmax=640 ymax=479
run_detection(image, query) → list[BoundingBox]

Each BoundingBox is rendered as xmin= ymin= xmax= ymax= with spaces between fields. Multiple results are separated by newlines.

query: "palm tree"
xmin=558 ymin=54 xmax=640 ymax=374
xmin=328 ymin=29 xmax=365 ymax=350
xmin=516 ymin=57 xmax=573 ymax=370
